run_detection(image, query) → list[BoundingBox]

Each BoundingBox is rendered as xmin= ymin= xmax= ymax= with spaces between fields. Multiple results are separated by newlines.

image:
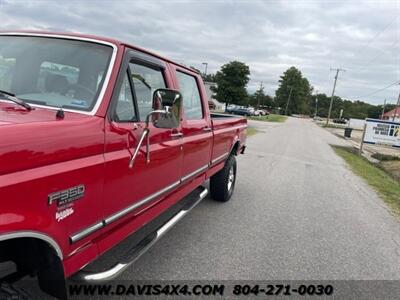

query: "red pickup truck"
xmin=0 ymin=32 xmax=246 ymax=299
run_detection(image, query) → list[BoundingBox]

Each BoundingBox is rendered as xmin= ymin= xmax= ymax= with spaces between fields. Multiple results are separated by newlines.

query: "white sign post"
xmin=360 ymin=119 xmax=400 ymax=153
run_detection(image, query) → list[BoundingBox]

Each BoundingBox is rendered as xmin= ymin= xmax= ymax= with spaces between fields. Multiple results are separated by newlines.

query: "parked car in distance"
xmin=0 ymin=31 xmax=247 ymax=299
xmin=333 ymin=118 xmax=347 ymax=124
xmin=226 ymin=105 xmax=254 ymax=116
xmin=254 ymin=109 xmax=268 ymax=116
xmin=262 ymin=109 xmax=270 ymax=115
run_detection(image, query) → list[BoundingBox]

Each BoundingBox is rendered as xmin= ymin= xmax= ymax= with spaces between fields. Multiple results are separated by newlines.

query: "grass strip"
xmin=333 ymin=146 xmax=400 ymax=216
xmin=246 ymin=127 xmax=261 ymax=137
xmin=248 ymin=114 xmax=287 ymax=123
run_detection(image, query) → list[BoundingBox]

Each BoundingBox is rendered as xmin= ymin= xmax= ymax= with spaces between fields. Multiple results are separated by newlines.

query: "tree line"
xmin=204 ymin=61 xmax=393 ymax=119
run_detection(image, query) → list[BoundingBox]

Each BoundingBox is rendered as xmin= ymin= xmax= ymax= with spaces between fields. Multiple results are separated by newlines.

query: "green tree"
xmin=202 ymin=73 xmax=216 ymax=82
xmin=212 ymin=61 xmax=250 ymax=106
xmin=250 ymin=86 xmax=273 ymax=108
xmin=275 ymin=67 xmax=312 ymax=115
xmin=309 ymin=93 xmax=392 ymax=119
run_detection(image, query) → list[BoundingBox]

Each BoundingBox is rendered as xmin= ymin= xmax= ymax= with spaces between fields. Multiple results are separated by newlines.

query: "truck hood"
xmin=0 ymin=102 xmax=105 ymax=176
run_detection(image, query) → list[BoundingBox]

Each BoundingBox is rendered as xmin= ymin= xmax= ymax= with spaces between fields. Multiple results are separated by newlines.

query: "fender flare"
xmin=0 ymin=231 xmax=63 ymax=259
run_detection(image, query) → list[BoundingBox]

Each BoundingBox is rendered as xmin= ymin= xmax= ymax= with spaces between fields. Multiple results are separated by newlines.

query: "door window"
xmin=114 ymin=72 xmax=136 ymax=122
xmin=176 ymin=71 xmax=203 ymax=120
xmin=129 ymin=62 xmax=166 ymax=121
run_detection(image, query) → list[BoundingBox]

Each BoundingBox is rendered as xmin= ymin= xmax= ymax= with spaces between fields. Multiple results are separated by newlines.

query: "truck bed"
xmin=210 ymin=112 xmax=247 ymax=165
xmin=211 ymin=112 xmax=244 ymax=119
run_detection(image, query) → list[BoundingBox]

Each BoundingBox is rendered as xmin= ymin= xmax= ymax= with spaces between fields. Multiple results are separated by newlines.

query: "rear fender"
xmin=0 ymin=234 xmax=67 ymax=299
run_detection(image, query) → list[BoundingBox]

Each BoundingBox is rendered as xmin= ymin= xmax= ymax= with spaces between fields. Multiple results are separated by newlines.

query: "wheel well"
xmin=0 ymin=237 xmax=66 ymax=299
xmin=230 ymin=141 xmax=240 ymax=156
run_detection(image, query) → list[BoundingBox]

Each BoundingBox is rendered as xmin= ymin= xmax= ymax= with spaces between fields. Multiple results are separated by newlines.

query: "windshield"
xmin=0 ymin=36 xmax=113 ymax=112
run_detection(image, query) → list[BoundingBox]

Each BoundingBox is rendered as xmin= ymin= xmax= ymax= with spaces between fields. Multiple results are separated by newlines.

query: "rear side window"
xmin=129 ymin=62 xmax=166 ymax=121
xmin=176 ymin=71 xmax=203 ymax=120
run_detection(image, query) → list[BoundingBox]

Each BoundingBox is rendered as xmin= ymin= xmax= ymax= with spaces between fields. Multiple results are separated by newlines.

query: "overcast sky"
xmin=0 ymin=0 xmax=399 ymax=105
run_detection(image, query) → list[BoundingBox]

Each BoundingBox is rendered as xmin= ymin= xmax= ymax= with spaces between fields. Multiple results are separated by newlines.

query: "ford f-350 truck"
xmin=0 ymin=32 xmax=246 ymax=299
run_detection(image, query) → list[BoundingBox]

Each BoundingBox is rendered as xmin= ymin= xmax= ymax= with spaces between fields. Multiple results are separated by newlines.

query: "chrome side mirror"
xmin=150 ymin=88 xmax=182 ymax=129
xmin=129 ymin=89 xmax=182 ymax=169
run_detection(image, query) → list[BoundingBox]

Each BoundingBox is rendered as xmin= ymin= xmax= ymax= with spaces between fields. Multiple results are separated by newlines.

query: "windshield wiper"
xmin=0 ymin=89 xmax=32 ymax=111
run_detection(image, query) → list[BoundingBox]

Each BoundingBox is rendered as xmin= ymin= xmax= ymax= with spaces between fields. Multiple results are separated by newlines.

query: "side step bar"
xmin=75 ymin=187 xmax=208 ymax=282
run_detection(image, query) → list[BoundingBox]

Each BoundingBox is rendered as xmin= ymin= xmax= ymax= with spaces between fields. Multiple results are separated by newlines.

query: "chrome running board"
xmin=75 ymin=187 xmax=208 ymax=282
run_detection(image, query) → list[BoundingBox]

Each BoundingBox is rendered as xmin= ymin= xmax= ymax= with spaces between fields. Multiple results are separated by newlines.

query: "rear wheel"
xmin=210 ymin=155 xmax=237 ymax=202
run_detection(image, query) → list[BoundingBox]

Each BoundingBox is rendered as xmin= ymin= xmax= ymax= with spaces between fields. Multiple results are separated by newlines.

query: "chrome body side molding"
xmin=70 ymin=164 xmax=210 ymax=244
xmin=104 ymin=181 xmax=180 ymax=225
xmin=70 ymin=222 xmax=104 ymax=244
xmin=211 ymin=152 xmax=229 ymax=165
xmin=75 ymin=188 xmax=208 ymax=281
xmin=181 ymin=164 xmax=208 ymax=182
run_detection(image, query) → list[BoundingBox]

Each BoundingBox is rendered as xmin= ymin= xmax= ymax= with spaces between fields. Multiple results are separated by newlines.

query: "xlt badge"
xmin=48 ymin=185 xmax=85 ymax=206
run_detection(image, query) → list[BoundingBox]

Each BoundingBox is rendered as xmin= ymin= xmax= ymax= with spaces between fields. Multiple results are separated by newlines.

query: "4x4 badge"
xmin=48 ymin=185 xmax=85 ymax=206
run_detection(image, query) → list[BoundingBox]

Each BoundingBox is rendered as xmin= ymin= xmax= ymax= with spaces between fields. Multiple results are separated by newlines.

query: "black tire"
xmin=0 ymin=282 xmax=31 ymax=300
xmin=210 ymin=155 xmax=237 ymax=202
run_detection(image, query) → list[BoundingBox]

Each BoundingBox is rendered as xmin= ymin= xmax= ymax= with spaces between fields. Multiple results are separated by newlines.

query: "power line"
xmin=354 ymin=15 xmax=398 ymax=56
xmin=349 ymin=38 xmax=399 ymax=72
xmin=342 ymin=15 xmax=398 ymax=73
xmin=355 ymin=80 xmax=400 ymax=99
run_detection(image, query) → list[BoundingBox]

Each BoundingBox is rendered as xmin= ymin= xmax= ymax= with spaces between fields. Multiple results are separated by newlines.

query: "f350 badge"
xmin=48 ymin=185 xmax=85 ymax=206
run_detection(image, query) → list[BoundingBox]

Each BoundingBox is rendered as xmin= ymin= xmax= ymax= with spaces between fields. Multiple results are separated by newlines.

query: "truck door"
xmin=173 ymin=69 xmax=213 ymax=182
xmin=102 ymin=51 xmax=183 ymax=236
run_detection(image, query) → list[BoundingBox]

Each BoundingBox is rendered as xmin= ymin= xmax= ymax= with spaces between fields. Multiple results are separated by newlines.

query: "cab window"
xmin=176 ymin=71 xmax=203 ymax=120
xmin=114 ymin=72 xmax=136 ymax=122
xmin=129 ymin=62 xmax=166 ymax=121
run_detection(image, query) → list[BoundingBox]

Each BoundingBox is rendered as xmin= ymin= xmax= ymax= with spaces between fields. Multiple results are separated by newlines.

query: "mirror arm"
xmin=129 ymin=128 xmax=150 ymax=169
xmin=129 ymin=109 xmax=168 ymax=169
xmin=144 ymin=110 xmax=168 ymax=163
xmin=145 ymin=110 xmax=167 ymax=127
xmin=146 ymin=129 xmax=150 ymax=163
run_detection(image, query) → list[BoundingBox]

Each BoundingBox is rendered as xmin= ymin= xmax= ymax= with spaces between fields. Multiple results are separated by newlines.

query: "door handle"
xmin=170 ymin=132 xmax=183 ymax=138
xmin=203 ymin=127 xmax=212 ymax=132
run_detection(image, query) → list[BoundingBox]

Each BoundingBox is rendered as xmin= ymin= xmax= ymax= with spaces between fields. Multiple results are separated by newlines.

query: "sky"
xmin=0 ymin=0 xmax=399 ymax=105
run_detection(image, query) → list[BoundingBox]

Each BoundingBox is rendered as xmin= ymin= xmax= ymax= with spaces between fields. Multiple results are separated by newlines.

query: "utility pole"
xmin=326 ymin=68 xmax=345 ymax=126
xmin=393 ymin=87 xmax=400 ymax=122
xmin=202 ymin=62 xmax=208 ymax=77
xmin=284 ymin=86 xmax=293 ymax=116
xmin=314 ymin=90 xmax=319 ymax=117
xmin=381 ymin=99 xmax=386 ymax=119
xmin=257 ymin=81 xmax=263 ymax=109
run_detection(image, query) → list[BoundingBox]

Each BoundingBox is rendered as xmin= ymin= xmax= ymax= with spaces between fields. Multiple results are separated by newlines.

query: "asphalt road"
xmin=19 ymin=117 xmax=400 ymax=298
xmin=120 ymin=117 xmax=400 ymax=280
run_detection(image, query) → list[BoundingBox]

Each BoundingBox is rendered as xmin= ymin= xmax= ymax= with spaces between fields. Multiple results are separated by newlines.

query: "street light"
xmin=202 ymin=62 xmax=208 ymax=76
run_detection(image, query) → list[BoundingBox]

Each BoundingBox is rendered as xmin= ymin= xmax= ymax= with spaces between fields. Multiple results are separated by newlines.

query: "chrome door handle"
xmin=171 ymin=132 xmax=183 ymax=138
xmin=203 ymin=127 xmax=212 ymax=132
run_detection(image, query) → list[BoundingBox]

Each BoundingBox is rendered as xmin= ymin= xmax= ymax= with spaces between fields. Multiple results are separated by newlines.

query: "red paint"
xmin=0 ymin=31 xmax=246 ymax=279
